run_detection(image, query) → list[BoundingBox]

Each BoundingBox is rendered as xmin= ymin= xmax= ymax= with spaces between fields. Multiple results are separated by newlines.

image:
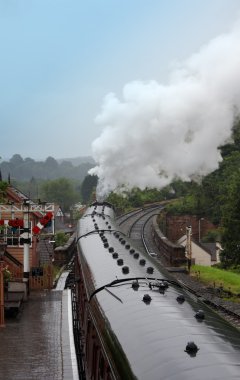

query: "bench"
xmin=4 ymin=291 xmax=25 ymax=310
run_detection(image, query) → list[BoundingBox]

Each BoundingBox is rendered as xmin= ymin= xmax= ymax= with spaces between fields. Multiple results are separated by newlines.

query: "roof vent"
xmin=159 ymin=281 xmax=167 ymax=294
xmin=117 ymin=258 xmax=124 ymax=266
xmin=139 ymin=259 xmax=146 ymax=266
xmin=112 ymin=252 xmax=119 ymax=259
xmin=142 ymin=294 xmax=152 ymax=304
xmin=147 ymin=267 xmax=154 ymax=274
xmin=132 ymin=281 xmax=139 ymax=290
xmin=133 ymin=253 xmax=139 ymax=259
xmin=122 ymin=266 xmax=129 ymax=274
xmin=185 ymin=342 xmax=199 ymax=356
xmin=176 ymin=294 xmax=185 ymax=304
xmin=195 ymin=310 xmax=205 ymax=320
xmin=162 ymin=280 xmax=169 ymax=289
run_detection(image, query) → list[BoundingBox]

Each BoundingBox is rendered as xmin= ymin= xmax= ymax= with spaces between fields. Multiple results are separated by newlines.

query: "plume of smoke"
xmin=89 ymin=22 xmax=240 ymax=197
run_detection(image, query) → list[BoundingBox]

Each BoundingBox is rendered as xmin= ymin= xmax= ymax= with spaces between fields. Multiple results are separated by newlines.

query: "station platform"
xmin=0 ymin=287 xmax=79 ymax=380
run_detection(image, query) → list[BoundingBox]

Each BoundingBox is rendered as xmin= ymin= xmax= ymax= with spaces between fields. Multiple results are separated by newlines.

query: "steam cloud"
xmin=89 ymin=22 xmax=240 ymax=197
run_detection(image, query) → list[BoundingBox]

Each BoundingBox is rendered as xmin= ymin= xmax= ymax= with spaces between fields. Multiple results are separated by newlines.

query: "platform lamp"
xmin=186 ymin=226 xmax=192 ymax=273
xmin=0 ymin=242 xmax=7 ymax=327
xmin=23 ymin=199 xmax=31 ymax=292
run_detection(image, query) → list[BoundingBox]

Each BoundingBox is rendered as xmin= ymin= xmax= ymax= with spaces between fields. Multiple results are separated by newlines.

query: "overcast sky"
xmin=1 ymin=0 xmax=240 ymax=161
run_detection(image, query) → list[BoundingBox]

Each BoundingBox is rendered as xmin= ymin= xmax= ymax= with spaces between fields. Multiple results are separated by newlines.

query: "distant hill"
xmin=57 ymin=156 xmax=95 ymax=166
xmin=0 ymin=154 xmax=95 ymax=182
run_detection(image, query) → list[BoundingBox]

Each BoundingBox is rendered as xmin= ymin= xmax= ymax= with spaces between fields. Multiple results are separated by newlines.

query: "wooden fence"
xmin=29 ymin=264 xmax=53 ymax=290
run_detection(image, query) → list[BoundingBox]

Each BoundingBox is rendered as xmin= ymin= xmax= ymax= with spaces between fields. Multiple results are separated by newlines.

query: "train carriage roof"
xmin=77 ymin=203 xmax=240 ymax=380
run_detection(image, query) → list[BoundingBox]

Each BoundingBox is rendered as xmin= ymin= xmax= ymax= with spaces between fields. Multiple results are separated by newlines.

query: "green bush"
xmin=55 ymin=231 xmax=68 ymax=247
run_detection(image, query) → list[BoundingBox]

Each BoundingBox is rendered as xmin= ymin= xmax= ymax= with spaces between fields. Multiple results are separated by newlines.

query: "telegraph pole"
xmin=186 ymin=226 xmax=192 ymax=272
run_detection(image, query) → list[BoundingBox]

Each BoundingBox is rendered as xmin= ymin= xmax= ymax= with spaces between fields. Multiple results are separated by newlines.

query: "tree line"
xmin=0 ymin=154 xmax=97 ymax=212
xmin=0 ymin=154 xmax=94 ymax=182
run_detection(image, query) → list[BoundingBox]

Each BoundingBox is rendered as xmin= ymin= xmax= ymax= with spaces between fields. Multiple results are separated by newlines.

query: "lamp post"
xmin=23 ymin=200 xmax=31 ymax=283
xmin=0 ymin=242 xmax=6 ymax=327
xmin=198 ymin=218 xmax=204 ymax=242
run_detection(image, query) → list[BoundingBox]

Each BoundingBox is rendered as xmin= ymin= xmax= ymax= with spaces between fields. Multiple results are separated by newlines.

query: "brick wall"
xmin=166 ymin=214 xmax=216 ymax=242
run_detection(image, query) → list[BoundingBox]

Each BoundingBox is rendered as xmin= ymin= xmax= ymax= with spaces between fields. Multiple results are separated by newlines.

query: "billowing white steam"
xmin=89 ymin=22 xmax=240 ymax=197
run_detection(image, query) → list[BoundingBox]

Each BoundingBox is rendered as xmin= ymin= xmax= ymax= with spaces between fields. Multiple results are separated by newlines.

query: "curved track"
xmin=117 ymin=205 xmax=163 ymax=240
xmin=118 ymin=206 xmax=240 ymax=329
xmin=117 ymin=205 xmax=163 ymax=255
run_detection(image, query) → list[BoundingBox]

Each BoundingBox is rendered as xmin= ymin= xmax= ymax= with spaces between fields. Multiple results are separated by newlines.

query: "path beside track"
xmin=0 ymin=287 xmax=79 ymax=380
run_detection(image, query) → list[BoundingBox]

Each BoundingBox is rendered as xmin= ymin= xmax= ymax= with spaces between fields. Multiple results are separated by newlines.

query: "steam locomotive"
xmin=75 ymin=201 xmax=240 ymax=380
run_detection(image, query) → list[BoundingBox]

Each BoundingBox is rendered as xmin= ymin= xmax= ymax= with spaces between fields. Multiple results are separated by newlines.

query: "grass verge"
xmin=191 ymin=264 xmax=240 ymax=296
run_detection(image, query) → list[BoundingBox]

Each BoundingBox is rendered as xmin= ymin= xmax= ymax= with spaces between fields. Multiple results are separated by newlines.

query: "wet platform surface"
xmin=0 ymin=289 xmax=77 ymax=380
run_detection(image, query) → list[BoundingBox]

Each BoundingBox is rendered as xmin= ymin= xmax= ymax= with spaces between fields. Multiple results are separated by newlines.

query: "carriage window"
xmin=106 ymin=369 xmax=113 ymax=380
xmin=98 ymin=353 xmax=105 ymax=379
xmin=92 ymin=343 xmax=98 ymax=379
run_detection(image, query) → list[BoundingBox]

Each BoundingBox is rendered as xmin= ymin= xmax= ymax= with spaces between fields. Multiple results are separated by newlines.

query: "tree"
xmin=28 ymin=177 xmax=39 ymax=200
xmin=0 ymin=181 xmax=8 ymax=202
xmin=9 ymin=154 xmax=23 ymax=166
xmin=106 ymin=192 xmax=130 ymax=215
xmin=40 ymin=178 xmax=80 ymax=212
xmin=221 ymin=173 xmax=240 ymax=266
xmin=81 ymin=175 xmax=98 ymax=204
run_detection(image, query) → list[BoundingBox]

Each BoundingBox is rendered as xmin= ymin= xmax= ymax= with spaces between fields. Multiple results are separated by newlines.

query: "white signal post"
xmin=0 ymin=201 xmax=55 ymax=291
xmin=23 ymin=200 xmax=31 ymax=281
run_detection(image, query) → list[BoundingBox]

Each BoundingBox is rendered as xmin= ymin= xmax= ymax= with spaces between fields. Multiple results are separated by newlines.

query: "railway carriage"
xmin=76 ymin=201 xmax=240 ymax=380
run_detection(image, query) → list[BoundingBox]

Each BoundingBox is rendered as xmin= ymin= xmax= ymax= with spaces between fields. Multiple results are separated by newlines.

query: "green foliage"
xmin=165 ymin=194 xmax=199 ymax=215
xmin=167 ymin=119 xmax=240 ymax=267
xmin=40 ymin=178 xmax=80 ymax=212
xmin=0 ymin=181 xmax=8 ymax=202
xmin=81 ymin=174 xmax=98 ymax=204
xmin=0 ymin=154 xmax=94 ymax=181
xmin=192 ymin=265 xmax=240 ymax=295
xmin=54 ymin=231 xmax=68 ymax=247
xmin=72 ymin=209 xmax=84 ymax=220
xmin=106 ymin=192 xmax=131 ymax=215
xmin=128 ymin=190 xmax=142 ymax=207
xmin=3 ymin=267 xmax=11 ymax=282
xmin=201 ymin=229 xmax=222 ymax=243
xmin=107 ymin=186 xmax=177 ymax=214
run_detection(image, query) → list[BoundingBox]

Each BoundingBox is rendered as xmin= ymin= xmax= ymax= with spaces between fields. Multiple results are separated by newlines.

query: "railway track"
xmin=118 ymin=207 xmax=240 ymax=330
xmin=117 ymin=204 xmax=163 ymax=240
xmin=175 ymin=273 xmax=240 ymax=329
